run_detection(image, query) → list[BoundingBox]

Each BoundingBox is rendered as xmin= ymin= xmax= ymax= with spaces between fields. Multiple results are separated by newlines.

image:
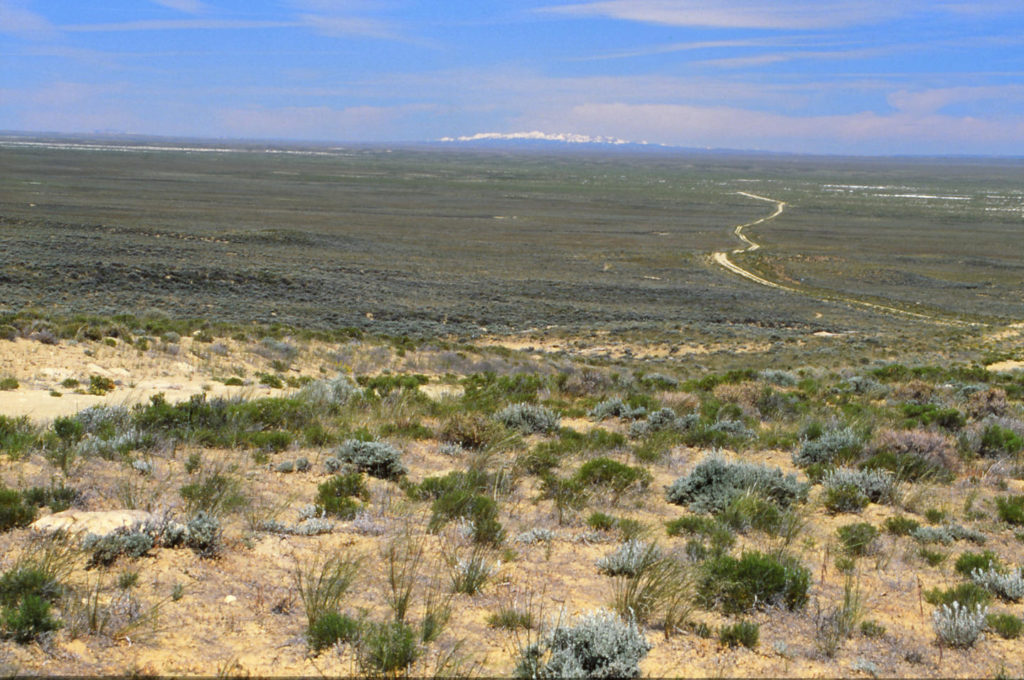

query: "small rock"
xmin=224 ymin=595 xmax=237 ymax=604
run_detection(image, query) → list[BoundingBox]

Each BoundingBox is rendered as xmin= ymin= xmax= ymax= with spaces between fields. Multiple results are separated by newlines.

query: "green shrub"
xmin=719 ymin=620 xmax=759 ymax=649
xmin=538 ymin=474 xmax=588 ymax=525
xmin=665 ymin=515 xmax=718 ymax=537
xmin=698 ymin=551 xmax=810 ymax=614
xmin=696 ymin=548 xmax=806 ymax=614
xmin=883 ymin=515 xmax=921 ymax=536
xmin=429 ymin=490 xmax=504 ymax=545
xmin=448 ymin=547 xmax=497 ymax=595
xmin=87 ymin=374 xmax=116 ymax=395
xmin=179 ymin=471 xmax=247 ymax=516
xmin=487 ymin=606 xmax=533 ymax=630
xmin=924 ymin=508 xmax=947 ymax=524
xmin=0 ymin=415 xmax=38 ymax=458
xmin=574 ymin=457 xmax=651 ymax=499
xmin=316 ymin=473 xmax=370 ymax=519
xmin=308 ymin=611 xmax=362 ymax=652
xmin=1 ymin=594 xmax=60 ymax=643
xmin=248 ymin=429 xmax=292 ymax=453
xmin=996 ymin=495 xmax=1024 ymax=525
xmin=665 ymin=455 xmax=807 ymax=514
xmin=0 ymin=377 xmax=19 ymax=391
xmin=923 ymin=582 xmax=992 ymax=609
xmin=717 ymin=491 xmax=787 ymax=535
xmin=955 ymin=551 xmax=1001 ymax=577
xmin=837 ymin=523 xmax=879 ymax=556
xmin=919 ymin=548 xmax=948 ymax=566
xmin=257 ymin=372 xmax=284 ymax=389
xmin=588 ymin=512 xmax=617 ymax=532
xmin=335 ymin=439 xmax=406 ymax=480
xmin=979 ymin=424 xmax=1024 ymax=457
xmin=0 ymin=487 xmax=37 ymax=533
xmin=359 ymin=621 xmax=420 ymax=675
xmin=859 ymin=450 xmax=949 ymax=483
xmin=860 ymin=620 xmax=886 ymax=638
xmin=295 ymin=552 xmax=362 ymax=631
xmin=513 ymin=609 xmax=651 ymax=679
xmin=439 ymin=412 xmax=504 ymax=450
xmin=987 ymin=613 xmax=1023 ymax=639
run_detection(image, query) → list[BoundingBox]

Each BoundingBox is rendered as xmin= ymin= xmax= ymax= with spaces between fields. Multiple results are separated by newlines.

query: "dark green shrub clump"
xmin=0 ymin=486 xmax=38 ymax=533
xmin=666 ymin=455 xmax=807 ymax=514
xmin=514 ymin=609 xmax=651 ymax=679
xmin=719 ymin=620 xmax=759 ymax=649
xmin=884 ymin=515 xmax=921 ymax=536
xmin=359 ymin=621 xmax=420 ymax=674
xmin=698 ymin=551 xmax=810 ymax=614
xmin=439 ymin=412 xmax=504 ymax=450
xmin=987 ymin=613 xmax=1024 ymax=639
xmin=428 ymin=488 xmax=504 ymax=546
xmin=996 ymin=495 xmax=1024 ymax=525
xmin=308 ymin=611 xmax=362 ymax=651
xmin=954 ymin=551 xmax=1001 ymax=577
xmin=0 ymin=565 xmax=63 ymax=643
xmin=574 ymin=457 xmax=652 ymax=500
xmin=316 ymin=473 xmax=370 ymax=519
xmin=837 ymin=523 xmax=878 ymax=556
xmin=923 ymin=582 xmax=992 ymax=609
xmin=179 ymin=471 xmax=247 ymax=516
xmin=979 ymin=424 xmax=1024 ymax=458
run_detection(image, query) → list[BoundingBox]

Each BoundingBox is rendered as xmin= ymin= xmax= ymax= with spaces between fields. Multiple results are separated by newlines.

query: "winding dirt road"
xmin=712 ymin=191 xmax=975 ymax=326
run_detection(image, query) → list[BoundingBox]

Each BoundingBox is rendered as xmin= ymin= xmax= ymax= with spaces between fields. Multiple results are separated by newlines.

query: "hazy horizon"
xmin=2 ymin=1 xmax=1024 ymax=156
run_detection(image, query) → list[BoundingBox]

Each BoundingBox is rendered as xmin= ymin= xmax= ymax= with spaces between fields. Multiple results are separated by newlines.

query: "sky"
xmin=2 ymin=1 xmax=1024 ymax=155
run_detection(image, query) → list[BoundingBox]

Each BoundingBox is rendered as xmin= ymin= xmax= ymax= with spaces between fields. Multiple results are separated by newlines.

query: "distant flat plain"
xmin=1 ymin=138 xmax=1021 ymax=337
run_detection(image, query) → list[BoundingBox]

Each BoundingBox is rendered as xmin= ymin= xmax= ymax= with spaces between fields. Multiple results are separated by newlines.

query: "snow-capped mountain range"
xmin=439 ymin=131 xmax=653 ymax=146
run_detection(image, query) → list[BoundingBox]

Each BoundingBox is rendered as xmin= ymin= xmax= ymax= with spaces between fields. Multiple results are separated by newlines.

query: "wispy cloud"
xmin=516 ymin=101 xmax=1024 ymax=154
xmin=888 ymin=85 xmax=1024 ymax=114
xmin=573 ymin=38 xmax=794 ymax=61
xmin=218 ymin=103 xmax=434 ymax=140
xmin=60 ymin=19 xmax=299 ymax=32
xmin=151 ymin=0 xmax=208 ymax=13
xmin=537 ymin=0 xmax=907 ymax=30
xmin=0 ymin=0 xmax=56 ymax=39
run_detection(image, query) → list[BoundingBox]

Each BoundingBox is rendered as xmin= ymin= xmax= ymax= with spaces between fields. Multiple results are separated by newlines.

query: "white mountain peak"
xmin=439 ymin=131 xmax=648 ymax=146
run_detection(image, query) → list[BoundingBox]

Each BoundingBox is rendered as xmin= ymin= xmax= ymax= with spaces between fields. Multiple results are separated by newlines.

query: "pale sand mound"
xmin=988 ymin=359 xmax=1024 ymax=373
xmin=31 ymin=509 xmax=157 ymax=536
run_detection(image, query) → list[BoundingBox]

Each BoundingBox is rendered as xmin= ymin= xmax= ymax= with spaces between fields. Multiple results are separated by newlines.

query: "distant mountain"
xmin=438 ymin=131 xmax=663 ymax=149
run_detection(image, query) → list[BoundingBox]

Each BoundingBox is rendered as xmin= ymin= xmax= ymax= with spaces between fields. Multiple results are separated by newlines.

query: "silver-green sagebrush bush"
xmin=514 ymin=609 xmax=651 ymax=679
xmin=971 ymin=567 xmax=1024 ymax=602
xmin=932 ymin=602 xmax=987 ymax=648
xmin=496 ymin=403 xmax=560 ymax=434
xmin=665 ymin=454 xmax=807 ymax=514
xmin=334 ymin=439 xmax=407 ymax=480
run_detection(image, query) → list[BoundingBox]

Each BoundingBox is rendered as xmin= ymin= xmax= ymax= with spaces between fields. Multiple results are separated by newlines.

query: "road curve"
xmin=713 ymin=191 xmax=975 ymax=326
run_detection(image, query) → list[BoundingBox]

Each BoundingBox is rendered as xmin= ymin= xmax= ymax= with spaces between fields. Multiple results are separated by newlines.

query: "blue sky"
xmin=2 ymin=0 xmax=1024 ymax=155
